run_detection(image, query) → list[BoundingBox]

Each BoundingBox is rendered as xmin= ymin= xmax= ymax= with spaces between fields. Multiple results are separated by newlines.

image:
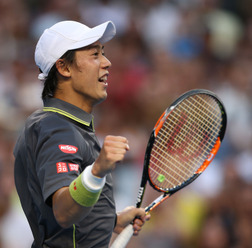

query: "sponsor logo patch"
xmin=69 ymin=163 xmax=79 ymax=172
xmin=56 ymin=162 xmax=68 ymax=173
xmin=59 ymin=144 xmax=78 ymax=154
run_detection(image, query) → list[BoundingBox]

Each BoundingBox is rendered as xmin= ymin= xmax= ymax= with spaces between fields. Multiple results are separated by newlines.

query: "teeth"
xmin=99 ymin=76 xmax=107 ymax=82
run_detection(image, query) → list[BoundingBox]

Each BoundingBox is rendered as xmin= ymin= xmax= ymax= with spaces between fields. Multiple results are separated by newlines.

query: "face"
xmin=68 ymin=41 xmax=112 ymax=110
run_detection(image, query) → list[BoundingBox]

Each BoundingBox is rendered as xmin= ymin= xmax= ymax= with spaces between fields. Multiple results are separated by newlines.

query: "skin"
xmin=52 ymin=41 xmax=150 ymax=235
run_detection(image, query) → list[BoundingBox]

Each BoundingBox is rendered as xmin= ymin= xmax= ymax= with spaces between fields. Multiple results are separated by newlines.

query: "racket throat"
xmin=145 ymin=193 xmax=170 ymax=213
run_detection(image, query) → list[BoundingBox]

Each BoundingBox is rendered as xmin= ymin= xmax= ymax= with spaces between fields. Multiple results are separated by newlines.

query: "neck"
xmin=54 ymin=85 xmax=94 ymax=114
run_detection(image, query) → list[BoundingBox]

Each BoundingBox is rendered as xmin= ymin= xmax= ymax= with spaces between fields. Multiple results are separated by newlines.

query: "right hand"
xmin=114 ymin=206 xmax=151 ymax=236
xmin=91 ymin=135 xmax=129 ymax=178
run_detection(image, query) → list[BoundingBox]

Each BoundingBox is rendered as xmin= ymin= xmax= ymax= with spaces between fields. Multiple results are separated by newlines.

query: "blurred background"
xmin=0 ymin=0 xmax=252 ymax=247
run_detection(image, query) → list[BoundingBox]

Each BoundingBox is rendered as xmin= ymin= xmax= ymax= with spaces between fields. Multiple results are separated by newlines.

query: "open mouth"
xmin=98 ymin=75 xmax=108 ymax=85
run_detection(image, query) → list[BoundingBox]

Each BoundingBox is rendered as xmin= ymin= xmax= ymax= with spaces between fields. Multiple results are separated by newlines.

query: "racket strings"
xmin=164 ymin=114 xmax=219 ymax=160
xmin=181 ymin=95 xmax=222 ymax=152
xmin=149 ymin=94 xmax=223 ymax=190
xmin=163 ymin=112 xmax=219 ymax=156
xmin=150 ymin=150 xmax=188 ymax=183
xmin=151 ymin=113 xmax=218 ymax=183
xmin=153 ymin=136 xmax=206 ymax=175
xmin=156 ymin=98 xmax=221 ymax=165
xmin=185 ymin=96 xmax=222 ymax=132
xmin=150 ymin=135 xmax=208 ymax=186
xmin=153 ymin=97 xmax=221 ymax=186
xmin=160 ymin=101 xmax=220 ymax=176
xmin=150 ymin=159 xmax=184 ymax=185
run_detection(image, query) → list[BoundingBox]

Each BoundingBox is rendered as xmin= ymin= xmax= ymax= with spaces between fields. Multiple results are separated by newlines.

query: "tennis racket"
xmin=110 ymin=89 xmax=227 ymax=248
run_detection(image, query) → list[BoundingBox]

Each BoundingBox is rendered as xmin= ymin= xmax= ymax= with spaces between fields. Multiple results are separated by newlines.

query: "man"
xmin=14 ymin=20 xmax=150 ymax=248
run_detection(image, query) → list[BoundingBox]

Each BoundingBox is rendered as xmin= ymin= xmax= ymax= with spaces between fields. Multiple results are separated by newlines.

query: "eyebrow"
xmin=85 ymin=44 xmax=104 ymax=51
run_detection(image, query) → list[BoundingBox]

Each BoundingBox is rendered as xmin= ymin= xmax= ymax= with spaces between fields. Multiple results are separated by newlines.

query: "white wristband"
xmin=81 ymin=163 xmax=106 ymax=193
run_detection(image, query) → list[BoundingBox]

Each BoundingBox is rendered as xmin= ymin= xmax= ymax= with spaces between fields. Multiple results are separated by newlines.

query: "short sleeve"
xmin=35 ymin=114 xmax=93 ymax=204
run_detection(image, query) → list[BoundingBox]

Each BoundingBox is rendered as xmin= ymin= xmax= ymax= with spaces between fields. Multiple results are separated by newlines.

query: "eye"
xmin=101 ymin=48 xmax=106 ymax=56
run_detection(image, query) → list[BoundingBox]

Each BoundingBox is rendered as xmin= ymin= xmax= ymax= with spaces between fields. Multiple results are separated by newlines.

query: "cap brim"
xmin=69 ymin=21 xmax=116 ymax=50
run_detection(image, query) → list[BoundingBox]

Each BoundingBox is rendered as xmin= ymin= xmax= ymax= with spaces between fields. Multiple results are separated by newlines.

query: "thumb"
xmin=132 ymin=207 xmax=146 ymax=219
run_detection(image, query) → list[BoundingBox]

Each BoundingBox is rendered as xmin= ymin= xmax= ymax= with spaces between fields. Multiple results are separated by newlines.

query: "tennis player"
xmin=13 ymin=20 xmax=150 ymax=248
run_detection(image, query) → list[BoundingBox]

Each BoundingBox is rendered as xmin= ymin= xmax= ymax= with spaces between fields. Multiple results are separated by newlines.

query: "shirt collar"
xmin=43 ymin=97 xmax=94 ymax=128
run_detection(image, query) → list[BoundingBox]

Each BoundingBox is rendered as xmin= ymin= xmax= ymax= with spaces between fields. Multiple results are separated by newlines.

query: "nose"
xmin=102 ymin=55 xmax=112 ymax=69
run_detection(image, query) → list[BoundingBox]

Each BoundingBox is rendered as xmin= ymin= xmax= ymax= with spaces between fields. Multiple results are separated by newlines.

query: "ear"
xmin=55 ymin=59 xmax=71 ymax=78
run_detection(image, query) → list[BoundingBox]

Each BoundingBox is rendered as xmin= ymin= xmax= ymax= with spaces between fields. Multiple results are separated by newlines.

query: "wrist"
xmin=82 ymin=163 xmax=106 ymax=192
xmin=91 ymin=161 xmax=106 ymax=178
xmin=69 ymin=164 xmax=106 ymax=207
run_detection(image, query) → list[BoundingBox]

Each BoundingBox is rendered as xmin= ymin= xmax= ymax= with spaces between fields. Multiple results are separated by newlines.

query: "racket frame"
xmin=136 ymin=89 xmax=227 ymax=210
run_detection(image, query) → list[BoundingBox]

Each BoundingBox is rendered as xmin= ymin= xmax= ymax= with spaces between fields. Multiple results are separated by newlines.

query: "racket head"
xmin=144 ymin=89 xmax=227 ymax=194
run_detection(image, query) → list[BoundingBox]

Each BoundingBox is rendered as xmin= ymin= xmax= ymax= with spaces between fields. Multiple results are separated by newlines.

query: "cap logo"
xmin=59 ymin=144 xmax=78 ymax=154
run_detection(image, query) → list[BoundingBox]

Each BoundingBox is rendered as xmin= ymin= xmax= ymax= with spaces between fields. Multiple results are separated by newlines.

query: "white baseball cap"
xmin=35 ymin=20 xmax=116 ymax=80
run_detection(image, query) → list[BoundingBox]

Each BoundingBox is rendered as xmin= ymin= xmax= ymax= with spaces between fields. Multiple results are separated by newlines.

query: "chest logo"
xmin=59 ymin=144 xmax=78 ymax=154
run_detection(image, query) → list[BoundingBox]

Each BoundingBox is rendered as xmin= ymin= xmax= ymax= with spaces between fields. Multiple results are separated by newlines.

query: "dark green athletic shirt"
xmin=14 ymin=97 xmax=116 ymax=248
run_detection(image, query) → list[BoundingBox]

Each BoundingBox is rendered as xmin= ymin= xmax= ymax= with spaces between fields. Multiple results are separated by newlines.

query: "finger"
xmin=133 ymin=208 xmax=146 ymax=219
xmin=145 ymin=213 xmax=151 ymax=221
xmin=105 ymin=136 xmax=129 ymax=148
xmin=133 ymin=224 xmax=142 ymax=232
xmin=104 ymin=145 xmax=129 ymax=156
xmin=104 ymin=139 xmax=129 ymax=149
xmin=107 ymin=144 xmax=129 ymax=152
xmin=132 ymin=223 xmax=142 ymax=236
xmin=133 ymin=219 xmax=144 ymax=229
xmin=106 ymin=135 xmax=128 ymax=143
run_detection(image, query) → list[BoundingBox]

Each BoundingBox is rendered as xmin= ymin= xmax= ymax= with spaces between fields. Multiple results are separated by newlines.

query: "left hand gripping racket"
xmin=110 ymin=89 xmax=227 ymax=248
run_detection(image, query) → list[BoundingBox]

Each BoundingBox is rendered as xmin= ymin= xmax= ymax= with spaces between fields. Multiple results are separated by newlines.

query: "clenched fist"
xmin=92 ymin=135 xmax=130 ymax=178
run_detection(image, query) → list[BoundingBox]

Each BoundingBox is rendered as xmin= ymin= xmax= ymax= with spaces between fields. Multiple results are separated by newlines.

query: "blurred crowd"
xmin=0 ymin=0 xmax=252 ymax=247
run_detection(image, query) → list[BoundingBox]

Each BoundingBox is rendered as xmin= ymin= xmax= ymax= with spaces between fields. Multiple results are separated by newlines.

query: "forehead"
xmin=79 ymin=41 xmax=104 ymax=51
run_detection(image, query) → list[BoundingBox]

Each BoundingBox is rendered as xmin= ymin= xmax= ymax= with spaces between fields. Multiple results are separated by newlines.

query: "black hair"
xmin=41 ymin=49 xmax=76 ymax=100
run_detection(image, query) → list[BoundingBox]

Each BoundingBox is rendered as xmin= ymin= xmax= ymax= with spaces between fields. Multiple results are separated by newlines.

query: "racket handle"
xmin=110 ymin=224 xmax=134 ymax=248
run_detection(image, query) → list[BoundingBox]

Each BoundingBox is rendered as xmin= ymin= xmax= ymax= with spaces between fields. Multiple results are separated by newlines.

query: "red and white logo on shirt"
xmin=58 ymin=144 xmax=78 ymax=154
xmin=56 ymin=162 xmax=68 ymax=173
xmin=56 ymin=162 xmax=79 ymax=173
xmin=69 ymin=163 xmax=79 ymax=172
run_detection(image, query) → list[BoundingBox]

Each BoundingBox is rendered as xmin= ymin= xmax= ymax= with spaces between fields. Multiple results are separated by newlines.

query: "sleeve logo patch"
xmin=56 ymin=163 xmax=79 ymax=173
xmin=56 ymin=162 xmax=68 ymax=173
xmin=69 ymin=163 xmax=79 ymax=172
xmin=59 ymin=144 xmax=78 ymax=154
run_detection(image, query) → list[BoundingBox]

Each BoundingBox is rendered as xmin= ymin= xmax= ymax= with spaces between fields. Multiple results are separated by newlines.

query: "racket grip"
xmin=110 ymin=224 xmax=134 ymax=248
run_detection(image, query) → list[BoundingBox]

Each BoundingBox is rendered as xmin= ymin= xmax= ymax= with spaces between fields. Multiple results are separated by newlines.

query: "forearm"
xmin=52 ymin=164 xmax=105 ymax=228
xmin=52 ymin=186 xmax=92 ymax=228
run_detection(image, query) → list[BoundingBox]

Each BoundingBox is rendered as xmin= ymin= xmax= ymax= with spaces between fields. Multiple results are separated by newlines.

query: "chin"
xmin=95 ymin=94 xmax=107 ymax=105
